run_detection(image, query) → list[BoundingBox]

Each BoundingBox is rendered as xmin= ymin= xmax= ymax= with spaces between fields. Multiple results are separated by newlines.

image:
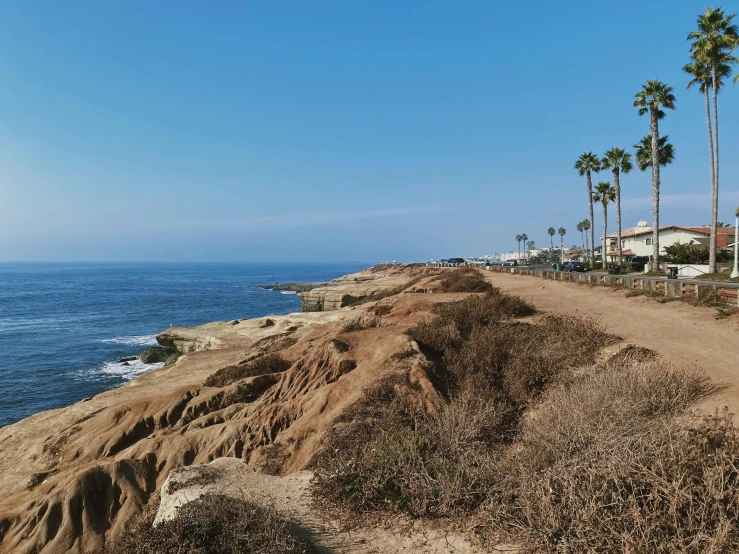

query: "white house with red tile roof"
xmin=602 ymin=221 xmax=734 ymax=261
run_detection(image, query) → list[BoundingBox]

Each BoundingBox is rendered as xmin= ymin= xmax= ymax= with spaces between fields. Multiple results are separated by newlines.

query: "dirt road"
xmin=486 ymin=271 xmax=739 ymax=416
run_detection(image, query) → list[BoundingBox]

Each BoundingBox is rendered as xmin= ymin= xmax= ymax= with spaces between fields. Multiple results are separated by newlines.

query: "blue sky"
xmin=0 ymin=0 xmax=738 ymax=262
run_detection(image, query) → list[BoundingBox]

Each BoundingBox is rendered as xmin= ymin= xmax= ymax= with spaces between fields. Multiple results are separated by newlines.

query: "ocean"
xmin=0 ymin=262 xmax=369 ymax=428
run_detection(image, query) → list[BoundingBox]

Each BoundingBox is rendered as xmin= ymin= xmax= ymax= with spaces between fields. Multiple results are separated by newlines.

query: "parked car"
xmin=564 ymin=261 xmax=585 ymax=272
xmin=502 ymin=260 xmax=518 ymax=267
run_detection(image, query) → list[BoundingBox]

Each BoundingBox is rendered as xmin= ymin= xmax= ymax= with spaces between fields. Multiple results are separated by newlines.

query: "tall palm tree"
xmin=601 ymin=147 xmax=633 ymax=266
xmin=688 ymin=8 xmax=739 ymax=273
xmin=515 ymin=234 xmax=522 ymax=260
xmin=683 ymin=54 xmax=734 ymax=267
xmin=574 ymin=152 xmax=601 ymax=264
xmin=593 ymin=182 xmax=616 ymax=266
xmin=521 ymin=233 xmax=528 ymax=260
xmin=558 ymin=227 xmax=566 ymax=261
xmin=577 ymin=221 xmax=584 ymax=254
xmin=547 ymin=227 xmax=556 ymax=252
xmin=581 ymin=219 xmax=591 ymax=261
xmin=634 ymin=80 xmax=676 ymax=269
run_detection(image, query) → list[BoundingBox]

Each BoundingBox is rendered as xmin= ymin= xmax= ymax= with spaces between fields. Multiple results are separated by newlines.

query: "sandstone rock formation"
xmin=0 ymin=265 xmax=443 ymax=554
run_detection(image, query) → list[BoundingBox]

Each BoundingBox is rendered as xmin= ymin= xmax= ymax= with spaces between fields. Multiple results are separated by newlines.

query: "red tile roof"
xmin=607 ymin=225 xmax=719 ymax=239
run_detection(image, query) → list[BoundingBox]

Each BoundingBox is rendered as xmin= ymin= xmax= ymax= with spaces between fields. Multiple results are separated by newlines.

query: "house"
xmin=603 ymin=221 xmax=735 ymax=261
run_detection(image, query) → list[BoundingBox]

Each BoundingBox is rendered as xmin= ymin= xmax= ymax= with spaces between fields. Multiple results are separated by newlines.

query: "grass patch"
xmin=204 ymin=353 xmax=292 ymax=388
xmin=437 ymin=267 xmax=494 ymax=293
xmin=107 ymin=493 xmax=317 ymax=554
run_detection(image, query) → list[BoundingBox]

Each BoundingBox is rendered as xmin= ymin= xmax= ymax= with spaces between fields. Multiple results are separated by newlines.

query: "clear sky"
xmin=1 ymin=0 xmax=738 ymax=262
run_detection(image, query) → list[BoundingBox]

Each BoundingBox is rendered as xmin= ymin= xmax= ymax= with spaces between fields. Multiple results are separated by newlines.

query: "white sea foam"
xmin=101 ymin=335 xmax=157 ymax=346
xmin=99 ymin=359 xmax=164 ymax=380
xmin=280 ymin=290 xmax=298 ymax=295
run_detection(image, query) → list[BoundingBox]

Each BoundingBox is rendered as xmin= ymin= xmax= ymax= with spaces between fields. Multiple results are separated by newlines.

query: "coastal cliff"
xmin=0 ymin=265 xmax=447 ymax=554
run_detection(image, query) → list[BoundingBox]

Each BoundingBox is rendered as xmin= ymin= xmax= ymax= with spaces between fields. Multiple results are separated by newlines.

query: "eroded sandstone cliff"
xmin=0 ymin=265 xmax=443 ymax=554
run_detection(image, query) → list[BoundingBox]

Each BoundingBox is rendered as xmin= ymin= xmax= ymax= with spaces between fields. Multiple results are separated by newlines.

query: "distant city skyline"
xmin=1 ymin=1 xmax=738 ymax=262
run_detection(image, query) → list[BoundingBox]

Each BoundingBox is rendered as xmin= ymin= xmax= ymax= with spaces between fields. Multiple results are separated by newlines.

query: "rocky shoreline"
xmin=0 ymin=264 xmax=434 ymax=554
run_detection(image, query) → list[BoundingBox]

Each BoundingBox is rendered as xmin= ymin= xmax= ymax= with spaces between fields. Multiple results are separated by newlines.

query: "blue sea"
xmin=0 ymin=262 xmax=369 ymax=428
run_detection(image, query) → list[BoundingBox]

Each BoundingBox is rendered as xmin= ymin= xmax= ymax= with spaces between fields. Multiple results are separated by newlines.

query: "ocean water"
xmin=0 ymin=262 xmax=369 ymax=428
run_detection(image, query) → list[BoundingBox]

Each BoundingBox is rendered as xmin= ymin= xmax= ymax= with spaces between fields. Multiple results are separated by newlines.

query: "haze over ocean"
xmin=0 ymin=262 xmax=368 ymax=427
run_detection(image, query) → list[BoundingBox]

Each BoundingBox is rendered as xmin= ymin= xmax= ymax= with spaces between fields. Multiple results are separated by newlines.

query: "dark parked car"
xmin=564 ymin=261 xmax=585 ymax=272
xmin=502 ymin=260 xmax=518 ymax=267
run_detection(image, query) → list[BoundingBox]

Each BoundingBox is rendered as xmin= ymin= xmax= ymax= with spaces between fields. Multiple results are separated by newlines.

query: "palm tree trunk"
xmin=710 ymin=60 xmax=720 ymax=273
xmin=614 ymin=169 xmax=622 ymax=266
xmin=581 ymin=229 xmax=585 ymax=254
xmin=587 ymin=172 xmax=595 ymax=266
xmin=650 ymin=109 xmax=661 ymax=270
xmin=602 ymin=204 xmax=608 ymax=268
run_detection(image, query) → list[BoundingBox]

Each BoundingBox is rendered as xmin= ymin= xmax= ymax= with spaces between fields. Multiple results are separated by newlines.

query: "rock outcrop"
xmin=298 ymin=264 xmax=429 ymax=311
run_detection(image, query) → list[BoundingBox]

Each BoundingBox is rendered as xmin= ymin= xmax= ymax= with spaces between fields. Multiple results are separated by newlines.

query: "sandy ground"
xmin=485 ymin=270 xmax=739 ymax=417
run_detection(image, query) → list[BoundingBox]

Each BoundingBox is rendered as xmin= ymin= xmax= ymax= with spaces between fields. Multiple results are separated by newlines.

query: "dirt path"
xmin=486 ymin=271 xmax=739 ymax=416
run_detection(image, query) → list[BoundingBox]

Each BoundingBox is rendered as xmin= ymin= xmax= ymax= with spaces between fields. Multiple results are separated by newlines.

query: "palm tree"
xmin=634 ymin=135 xmax=675 ymax=170
xmin=688 ymin=8 xmax=739 ymax=273
xmin=593 ymin=182 xmax=616 ymax=266
xmin=558 ymin=227 xmax=566 ymax=261
xmin=547 ymin=227 xmax=556 ymax=252
xmin=577 ymin=221 xmax=584 ymax=254
xmin=581 ymin=219 xmax=591 ymax=262
xmin=601 ymin=148 xmax=633 ymax=266
xmin=521 ymin=233 xmax=528 ymax=260
xmin=515 ymin=234 xmax=522 ymax=260
xmin=634 ymin=80 xmax=676 ymax=269
xmin=574 ymin=152 xmax=601 ymax=264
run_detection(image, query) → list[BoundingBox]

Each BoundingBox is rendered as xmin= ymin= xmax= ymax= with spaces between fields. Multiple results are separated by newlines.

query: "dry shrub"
xmin=625 ymin=288 xmax=673 ymax=302
xmin=331 ymin=338 xmax=350 ymax=352
xmin=437 ymin=267 xmax=494 ymax=293
xmin=445 ymin=315 xmax=613 ymax=405
xmin=685 ymin=287 xmax=723 ymax=307
xmin=373 ymin=304 xmax=392 ymax=316
xmin=312 ymin=382 xmax=507 ymax=518
xmin=204 ymin=353 xmax=292 ymax=388
xmin=107 ymin=493 xmax=317 ymax=554
xmin=503 ymin=410 xmax=739 ymax=553
xmin=409 ymin=289 xmax=536 ymax=352
xmin=490 ymin=361 xmax=728 ymax=552
xmin=514 ymin=361 xmax=717 ymax=472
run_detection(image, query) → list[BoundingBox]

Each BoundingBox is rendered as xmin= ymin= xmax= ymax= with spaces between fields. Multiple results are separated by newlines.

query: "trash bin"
xmin=667 ymin=266 xmax=678 ymax=279
xmin=553 ymin=262 xmax=561 ymax=271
